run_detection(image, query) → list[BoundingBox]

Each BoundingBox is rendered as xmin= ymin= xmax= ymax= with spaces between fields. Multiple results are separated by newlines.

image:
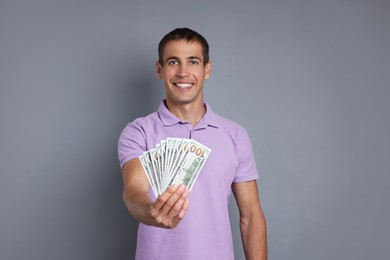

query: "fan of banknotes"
xmin=139 ymin=138 xmax=211 ymax=197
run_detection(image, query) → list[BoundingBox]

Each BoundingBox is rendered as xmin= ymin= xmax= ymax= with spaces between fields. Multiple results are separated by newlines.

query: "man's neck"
xmin=165 ymin=100 xmax=206 ymax=126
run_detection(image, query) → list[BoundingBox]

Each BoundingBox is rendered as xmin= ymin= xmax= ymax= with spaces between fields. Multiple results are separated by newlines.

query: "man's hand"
xmin=122 ymin=158 xmax=190 ymax=229
xmin=148 ymin=184 xmax=189 ymax=228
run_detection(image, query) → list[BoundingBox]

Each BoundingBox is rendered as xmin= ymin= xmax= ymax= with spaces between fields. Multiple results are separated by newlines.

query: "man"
xmin=118 ymin=28 xmax=267 ymax=260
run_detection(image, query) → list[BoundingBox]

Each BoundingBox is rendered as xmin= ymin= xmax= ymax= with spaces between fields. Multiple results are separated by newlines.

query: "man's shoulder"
xmin=127 ymin=110 xmax=160 ymax=127
xmin=208 ymin=111 xmax=250 ymax=142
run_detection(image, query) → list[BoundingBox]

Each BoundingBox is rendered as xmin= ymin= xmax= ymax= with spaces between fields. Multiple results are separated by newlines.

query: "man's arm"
xmin=122 ymin=158 xmax=189 ymax=228
xmin=232 ymin=180 xmax=267 ymax=260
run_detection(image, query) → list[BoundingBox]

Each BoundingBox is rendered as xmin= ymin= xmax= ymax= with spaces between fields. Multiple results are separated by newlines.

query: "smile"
xmin=174 ymin=83 xmax=193 ymax=89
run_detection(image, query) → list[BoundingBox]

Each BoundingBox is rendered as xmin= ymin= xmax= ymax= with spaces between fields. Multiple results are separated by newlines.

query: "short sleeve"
xmin=233 ymin=129 xmax=259 ymax=183
xmin=117 ymin=121 xmax=147 ymax=169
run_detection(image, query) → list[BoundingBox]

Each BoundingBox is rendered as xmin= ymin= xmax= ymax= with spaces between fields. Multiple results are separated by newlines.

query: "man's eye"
xmin=168 ymin=60 xmax=178 ymax=65
xmin=190 ymin=60 xmax=199 ymax=65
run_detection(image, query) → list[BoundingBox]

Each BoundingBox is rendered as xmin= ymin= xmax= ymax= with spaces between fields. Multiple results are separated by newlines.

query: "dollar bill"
xmin=139 ymin=152 xmax=158 ymax=197
xmin=170 ymin=139 xmax=211 ymax=190
xmin=139 ymin=138 xmax=211 ymax=196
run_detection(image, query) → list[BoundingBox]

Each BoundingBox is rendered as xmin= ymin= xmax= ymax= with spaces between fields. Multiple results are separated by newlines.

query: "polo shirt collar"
xmin=157 ymin=100 xmax=220 ymax=128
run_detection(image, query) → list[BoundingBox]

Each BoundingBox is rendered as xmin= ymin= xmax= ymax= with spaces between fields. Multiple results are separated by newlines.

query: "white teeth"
xmin=175 ymin=83 xmax=192 ymax=88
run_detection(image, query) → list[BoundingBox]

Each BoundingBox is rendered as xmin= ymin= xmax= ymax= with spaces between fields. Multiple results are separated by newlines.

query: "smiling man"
xmin=118 ymin=28 xmax=267 ymax=260
xmin=157 ymin=39 xmax=210 ymax=125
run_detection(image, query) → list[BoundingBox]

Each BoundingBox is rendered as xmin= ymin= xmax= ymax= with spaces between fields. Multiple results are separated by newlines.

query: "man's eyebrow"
xmin=165 ymin=56 xmax=179 ymax=61
xmin=164 ymin=56 xmax=203 ymax=62
xmin=188 ymin=56 xmax=202 ymax=61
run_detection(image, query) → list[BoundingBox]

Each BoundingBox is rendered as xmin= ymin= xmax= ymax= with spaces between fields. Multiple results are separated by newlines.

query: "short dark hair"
xmin=158 ymin=28 xmax=209 ymax=66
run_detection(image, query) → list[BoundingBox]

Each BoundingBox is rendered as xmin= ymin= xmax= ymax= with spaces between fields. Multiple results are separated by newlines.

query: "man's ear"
xmin=156 ymin=61 xmax=163 ymax=79
xmin=205 ymin=61 xmax=212 ymax=79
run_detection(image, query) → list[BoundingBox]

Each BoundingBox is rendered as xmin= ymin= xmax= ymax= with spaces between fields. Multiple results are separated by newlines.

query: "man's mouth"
xmin=174 ymin=83 xmax=193 ymax=89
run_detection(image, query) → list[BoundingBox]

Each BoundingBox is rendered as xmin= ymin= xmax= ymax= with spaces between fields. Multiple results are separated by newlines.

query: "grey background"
xmin=1 ymin=0 xmax=389 ymax=259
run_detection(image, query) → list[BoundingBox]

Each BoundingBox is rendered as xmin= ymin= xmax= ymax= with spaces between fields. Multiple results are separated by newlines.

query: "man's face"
xmin=156 ymin=40 xmax=211 ymax=107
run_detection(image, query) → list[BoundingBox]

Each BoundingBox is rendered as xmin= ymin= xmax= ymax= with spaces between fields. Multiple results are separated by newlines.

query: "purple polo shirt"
xmin=118 ymin=100 xmax=258 ymax=260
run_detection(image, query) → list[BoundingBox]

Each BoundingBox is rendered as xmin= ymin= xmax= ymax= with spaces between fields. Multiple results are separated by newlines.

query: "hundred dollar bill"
xmin=149 ymin=148 xmax=162 ymax=196
xmin=159 ymin=140 xmax=167 ymax=181
xmin=170 ymin=139 xmax=211 ymax=191
xmin=163 ymin=138 xmax=183 ymax=191
xmin=140 ymin=138 xmax=211 ymax=196
xmin=139 ymin=152 xmax=158 ymax=198
xmin=169 ymin=138 xmax=191 ymax=187
xmin=155 ymin=144 xmax=163 ymax=193
xmin=163 ymin=138 xmax=176 ymax=191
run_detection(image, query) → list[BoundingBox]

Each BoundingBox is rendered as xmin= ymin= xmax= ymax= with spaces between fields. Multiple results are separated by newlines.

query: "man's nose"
xmin=176 ymin=64 xmax=189 ymax=77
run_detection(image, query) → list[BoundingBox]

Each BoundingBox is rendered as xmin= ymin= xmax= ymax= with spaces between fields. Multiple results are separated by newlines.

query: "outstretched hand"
xmin=147 ymin=184 xmax=190 ymax=229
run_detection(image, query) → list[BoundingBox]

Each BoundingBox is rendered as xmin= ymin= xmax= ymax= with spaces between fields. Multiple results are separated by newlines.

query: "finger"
xmin=159 ymin=184 xmax=186 ymax=216
xmin=151 ymin=184 xmax=179 ymax=212
xmin=172 ymin=198 xmax=189 ymax=227
xmin=167 ymin=186 xmax=189 ymax=219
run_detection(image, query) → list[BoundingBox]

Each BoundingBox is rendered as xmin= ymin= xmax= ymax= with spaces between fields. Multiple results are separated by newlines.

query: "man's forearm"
xmin=123 ymin=189 xmax=153 ymax=225
xmin=240 ymin=213 xmax=267 ymax=260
